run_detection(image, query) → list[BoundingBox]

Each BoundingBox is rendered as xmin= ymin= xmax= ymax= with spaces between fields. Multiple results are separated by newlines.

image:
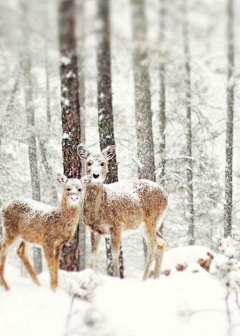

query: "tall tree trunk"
xmin=183 ymin=0 xmax=195 ymax=245
xmin=77 ymin=0 xmax=86 ymax=271
xmin=97 ymin=0 xmax=124 ymax=278
xmin=159 ymin=0 xmax=166 ymax=185
xmin=59 ymin=0 xmax=82 ymax=271
xmin=20 ymin=0 xmax=42 ymax=274
xmin=224 ymin=0 xmax=235 ymax=238
xmin=130 ymin=0 xmax=155 ymax=259
xmin=130 ymin=0 xmax=155 ymax=181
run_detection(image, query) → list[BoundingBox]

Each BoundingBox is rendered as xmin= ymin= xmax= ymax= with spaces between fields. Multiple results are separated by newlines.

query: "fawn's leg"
xmin=90 ymin=232 xmax=101 ymax=269
xmin=44 ymin=247 xmax=56 ymax=291
xmin=142 ymin=224 xmax=157 ymax=281
xmin=0 ymin=239 xmax=13 ymax=290
xmin=154 ymin=232 xmax=165 ymax=279
xmin=110 ymin=228 xmax=121 ymax=278
xmin=17 ymin=241 xmax=40 ymax=286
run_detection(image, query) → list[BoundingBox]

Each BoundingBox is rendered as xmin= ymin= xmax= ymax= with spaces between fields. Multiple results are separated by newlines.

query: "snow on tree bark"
xmin=59 ymin=0 xmax=82 ymax=271
xmin=130 ymin=0 xmax=156 ymax=182
xmin=97 ymin=0 xmax=124 ymax=278
xmin=183 ymin=0 xmax=195 ymax=246
xmin=19 ymin=0 xmax=42 ymax=274
xmin=224 ymin=0 xmax=235 ymax=238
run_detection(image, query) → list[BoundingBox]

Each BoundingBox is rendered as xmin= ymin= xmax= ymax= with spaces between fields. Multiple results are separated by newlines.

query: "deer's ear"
xmin=77 ymin=144 xmax=90 ymax=159
xmin=57 ymin=174 xmax=67 ymax=185
xmin=102 ymin=145 xmax=116 ymax=161
xmin=81 ymin=175 xmax=91 ymax=186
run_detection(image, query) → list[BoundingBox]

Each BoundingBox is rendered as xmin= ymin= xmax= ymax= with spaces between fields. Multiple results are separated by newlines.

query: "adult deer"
xmin=78 ymin=144 xmax=168 ymax=280
xmin=0 ymin=174 xmax=90 ymax=291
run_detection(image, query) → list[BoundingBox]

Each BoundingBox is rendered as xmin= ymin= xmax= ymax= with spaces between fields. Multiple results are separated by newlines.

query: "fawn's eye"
xmin=87 ymin=162 xmax=92 ymax=166
xmin=78 ymin=188 xmax=82 ymax=192
xmin=67 ymin=188 xmax=71 ymax=191
xmin=101 ymin=162 xmax=104 ymax=166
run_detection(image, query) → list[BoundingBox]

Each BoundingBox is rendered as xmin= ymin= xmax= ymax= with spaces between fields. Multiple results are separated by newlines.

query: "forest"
xmin=0 ymin=0 xmax=240 ymax=335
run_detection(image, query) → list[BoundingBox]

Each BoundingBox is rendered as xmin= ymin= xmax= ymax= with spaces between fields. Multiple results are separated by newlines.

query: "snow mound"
xmin=162 ymin=245 xmax=214 ymax=274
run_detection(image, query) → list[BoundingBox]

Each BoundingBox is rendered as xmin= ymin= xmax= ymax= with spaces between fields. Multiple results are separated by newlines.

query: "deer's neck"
xmin=84 ymin=184 xmax=104 ymax=225
xmin=60 ymin=198 xmax=81 ymax=223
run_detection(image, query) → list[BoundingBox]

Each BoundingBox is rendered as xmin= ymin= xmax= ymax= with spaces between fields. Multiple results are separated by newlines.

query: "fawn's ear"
xmin=81 ymin=175 xmax=91 ymax=186
xmin=57 ymin=174 xmax=67 ymax=185
xmin=77 ymin=144 xmax=90 ymax=159
xmin=102 ymin=145 xmax=116 ymax=161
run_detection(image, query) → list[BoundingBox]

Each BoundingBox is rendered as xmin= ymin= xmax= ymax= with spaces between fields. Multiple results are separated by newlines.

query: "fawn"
xmin=0 ymin=174 xmax=90 ymax=291
xmin=78 ymin=144 xmax=169 ymax=280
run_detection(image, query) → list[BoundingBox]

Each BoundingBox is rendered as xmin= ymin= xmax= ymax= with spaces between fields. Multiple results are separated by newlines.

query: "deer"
xmin=0 ymin=174 xmax=90 ymax=291
xmin=77 ymin=144 xmax=169 ymax=280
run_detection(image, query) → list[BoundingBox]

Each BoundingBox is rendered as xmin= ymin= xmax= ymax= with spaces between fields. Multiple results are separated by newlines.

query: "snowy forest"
xmin=0 ymin=0 xmax=240 ymax=335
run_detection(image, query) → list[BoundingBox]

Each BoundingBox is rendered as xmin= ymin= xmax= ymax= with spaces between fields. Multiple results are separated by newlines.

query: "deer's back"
xmin=2 ymin=199 xmax=58 ymax=243
xmin=102 ymin=179 xmax=168 ymax=228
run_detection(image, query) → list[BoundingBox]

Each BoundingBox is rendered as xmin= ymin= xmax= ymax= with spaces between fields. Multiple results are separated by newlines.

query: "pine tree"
xmin=130 ymin=0 xmax=155 ymax=181
xmin=59 ymin=0 xmax=82 ymax=271
xmin=97 ymin=0 xmax=124 ymax=278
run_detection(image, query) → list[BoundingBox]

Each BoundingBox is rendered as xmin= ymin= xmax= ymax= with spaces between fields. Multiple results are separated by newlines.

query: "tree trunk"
xmin=59 ymin=0 xmax=82 ymax=271
xmin=77 ymin=0 xmax=86 ymax=271
xmin=183 ymin=0 xmax=195 ymax=245
xmin=130 ymin=0 xmax=155 ymax=259
xmin=20 ymin=0 xmax=42 ymax=274
xmin=224 ymin=0 xmax=235 ymax=238
xmin=159 ymin=0 xmax=166 ymax=185
xmin=97 ymin=0 xmax=124 ymax=278
xmin=130 ymin=0 xmax=155 ymax=181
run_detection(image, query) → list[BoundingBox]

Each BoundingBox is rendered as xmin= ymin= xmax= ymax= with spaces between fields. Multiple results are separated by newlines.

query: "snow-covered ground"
xmin=1 ymin=260 xmax=240 ymax=336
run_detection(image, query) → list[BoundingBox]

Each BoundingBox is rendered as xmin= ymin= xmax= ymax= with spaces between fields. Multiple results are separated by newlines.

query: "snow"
xmin=162 ymin=245 xmax=214 ymax=272
xmin=1 ymin=261 xmax=240 ymax=336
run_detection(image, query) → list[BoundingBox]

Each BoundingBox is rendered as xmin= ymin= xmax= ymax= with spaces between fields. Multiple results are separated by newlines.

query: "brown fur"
xmin=0 ymin=175 xmax=89 ymax=291
xmin=78 ymin=144 xmax=169 ymax=280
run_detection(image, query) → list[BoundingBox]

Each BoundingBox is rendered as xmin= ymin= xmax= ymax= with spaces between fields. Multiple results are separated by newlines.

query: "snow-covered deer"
xmin=78 ymin=144 xmax=169 ymax=280
xmin=0 ymin=174 xmax=90 ymax=291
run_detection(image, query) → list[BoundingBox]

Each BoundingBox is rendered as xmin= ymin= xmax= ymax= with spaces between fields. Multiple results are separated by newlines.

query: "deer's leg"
xmin=17 ymin=241 xmax=40 ymax=286
xmin=90 ymin=232 xmax=101 ymax=269
xmin=44 ymin=247 xmax=56 ymax=290
xmin=110 ymin=228 xmax=121 ymax=278
xmin=0 ymin=239 xmax=12 ymax=290
xmin=154 ymin=232 xmax=166 ymax=279
xmin=142 ymin=225 xmax=157 ymax=281
xmin=53 ymin=245 xmax=61 ymax=289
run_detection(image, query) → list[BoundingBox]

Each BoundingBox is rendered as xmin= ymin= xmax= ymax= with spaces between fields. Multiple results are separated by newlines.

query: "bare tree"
xmin=182 ymin=0 xmax=195 ymax=245
xmin=59 ymin=0 xmax=82 ymax=271
xmin=19 ymin=0 xmax=42 ymax=274
xmin=224 ymin=0 xmax=235 ymax=238
xmin=130 ymin=0 xmax=155 ymax=181
xmin=97 ymin=0 xmax=124 ymax=278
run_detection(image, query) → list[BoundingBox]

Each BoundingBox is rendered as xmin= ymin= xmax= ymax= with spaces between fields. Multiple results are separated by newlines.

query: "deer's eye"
xmin=101 ymin=162 xmax=104 ymax=166
xmin=78 ymin=188 xmax=82 ymax=192
xmin=67 ymin=188 xmax=71 ymax=191
xmin=87 ymin=162 xmax=92 ymax=166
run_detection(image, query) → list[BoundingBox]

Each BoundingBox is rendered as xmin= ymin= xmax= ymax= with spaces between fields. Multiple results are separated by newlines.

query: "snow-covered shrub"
xmin=210 ymin=233 xmax=240 ymax=291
